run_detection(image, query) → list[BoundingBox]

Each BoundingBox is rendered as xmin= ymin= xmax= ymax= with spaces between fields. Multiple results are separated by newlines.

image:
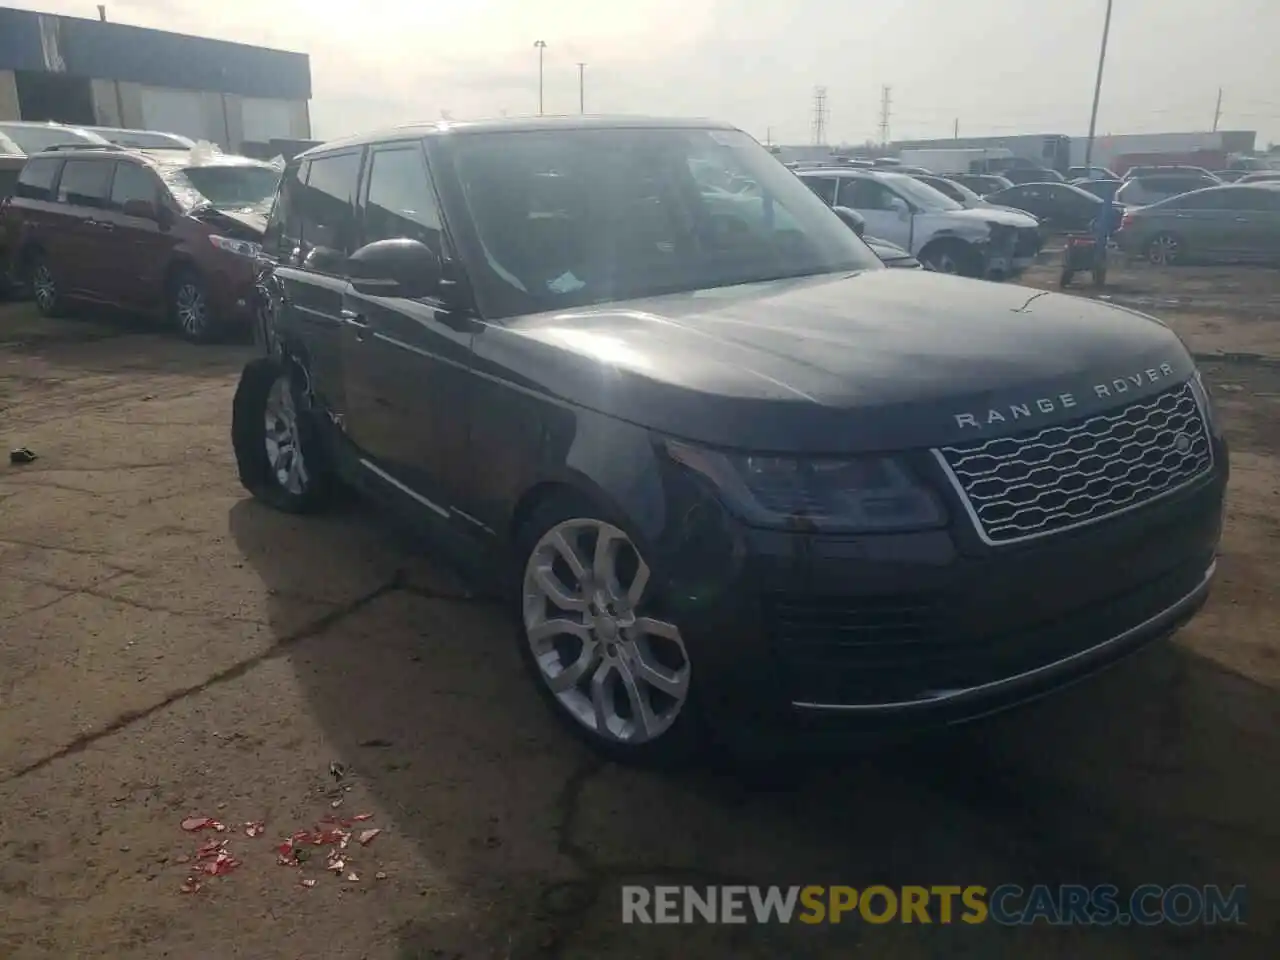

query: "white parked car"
xmin=798 ymin=168 xmax=1042 ymax=278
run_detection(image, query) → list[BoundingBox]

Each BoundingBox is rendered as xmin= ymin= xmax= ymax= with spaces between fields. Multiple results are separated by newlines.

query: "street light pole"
xmin=533 ymin=40 xmax=547 ymax=115
xmin=1083 ymin=0 xmax=1114 ymax=171
xmin=577 ymin=62 xmax=585 ymax=114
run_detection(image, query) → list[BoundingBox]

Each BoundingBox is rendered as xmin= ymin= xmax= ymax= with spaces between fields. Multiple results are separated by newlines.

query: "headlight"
xmin=209 ymin=235 xmax=262 ymax=258
xmin=665 ymin=439 xmax=946 ymax=533
xmin=1190 ymin=369 xmax=1220 ymax=436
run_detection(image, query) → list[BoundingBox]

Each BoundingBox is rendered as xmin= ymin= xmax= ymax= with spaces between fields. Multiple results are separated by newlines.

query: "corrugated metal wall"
xmin=0 ymin=6 xmax=310 ymax=100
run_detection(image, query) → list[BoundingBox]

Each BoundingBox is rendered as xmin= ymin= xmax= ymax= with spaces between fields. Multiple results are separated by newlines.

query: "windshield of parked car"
xmin=0 ymin=123 xmax=104 ymax=154
xmin=444 ymin=126 xmax=882 ymax=318
xmin=875 ymin=173 xmax=964 ymax=212
xmin=167 ymin=163 xmax=281 ymax=213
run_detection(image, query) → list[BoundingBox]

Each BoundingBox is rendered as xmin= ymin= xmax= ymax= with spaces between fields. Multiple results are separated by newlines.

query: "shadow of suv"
xmin=0 ymin=144 xmax=280 ymax=341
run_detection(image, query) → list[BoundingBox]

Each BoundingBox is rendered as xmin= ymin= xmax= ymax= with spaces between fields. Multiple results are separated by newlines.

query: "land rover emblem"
xmin=1174 ymin=433 xmax=1192 ymax=453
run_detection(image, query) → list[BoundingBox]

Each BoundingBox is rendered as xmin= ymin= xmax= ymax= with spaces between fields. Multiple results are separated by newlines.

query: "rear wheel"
xmin=516 ymin=497 xmax=700 ymax=765
xmin=29 ymin=253 xmax=65 ymax=317
xmin=232 ymin=357 xmax=333 ymax=513
xmin=1146 ymin=232 xmax=1183 ymax=266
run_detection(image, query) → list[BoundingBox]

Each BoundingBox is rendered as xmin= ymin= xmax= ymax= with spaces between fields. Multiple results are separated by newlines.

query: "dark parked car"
xmin=1067 ymin=165 xmax=1119 ymax=181
xmin=999 ymin=167 xmax=1065 ymax=185
xmin=1213 ymin=170 xmax=1247 ymax=183
xmin=1 ymin=145 xmax=279 ymax=340
xmin=1238 ymin=171 xmax=1280 ymax=184
xmin=1123 ymin=165 xmax=1216 ymax=181
xmin=235 ymin=116 xmax=1226 ymax=762
xmin=1115 ymin=173 xmax=1222 ymax=207
xmin=1116 ymin=185 xmax=1280 ymax=265
xmin=984 ymin=182 xmax=1110 ymax=231
xmin=950 ymin=173 xmax=1014 ymax=196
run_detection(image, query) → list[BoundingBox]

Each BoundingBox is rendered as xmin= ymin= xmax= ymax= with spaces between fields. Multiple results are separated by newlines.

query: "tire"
xmin=514 ymin=493 xmax=702 ymax=765
xmin=920 ymin=239 xmax=981 ymax=278
xmin=169 ymin=268 xmax=217 ymax=342
xmin=232 ymin=357 xmax=333 ymax=513
xmin=1146 ymin=232 xmax=1183 ymax=267
xmin=1059 ymin=269 xmax=1074 ymax=288
xmin=28 ymin=252 xmax=65 ymax=318
xmin=1092 ymin=267 xmax=1107 ymax=288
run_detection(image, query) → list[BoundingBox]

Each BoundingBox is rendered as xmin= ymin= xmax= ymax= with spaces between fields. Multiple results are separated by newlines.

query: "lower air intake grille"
xmin=938 ymin=380 xmax=1213 ymax=545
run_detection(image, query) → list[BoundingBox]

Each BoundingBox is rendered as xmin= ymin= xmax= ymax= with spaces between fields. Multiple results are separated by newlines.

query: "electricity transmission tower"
xmin=878 ymin=85 xmax=892 ymax=147
xmin=811 ymin=87 xmax=828 ymax=146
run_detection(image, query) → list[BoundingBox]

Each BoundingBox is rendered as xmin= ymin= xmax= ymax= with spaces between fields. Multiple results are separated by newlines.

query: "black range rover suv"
xmin=234 ymin=117 xmax=1227 ymax=762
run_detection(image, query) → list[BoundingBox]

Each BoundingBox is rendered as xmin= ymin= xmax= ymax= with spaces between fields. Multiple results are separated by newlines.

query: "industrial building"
xmin=0 ymin=5 xmax=311 ymax=153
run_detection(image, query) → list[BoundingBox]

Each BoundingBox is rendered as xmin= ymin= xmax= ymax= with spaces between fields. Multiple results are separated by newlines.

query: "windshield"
xmin=444 ymin=126 xmax=881 ymax=318
xmin=877 ymin=173 xmax=964 ymax=212
xmin=0 ymin=124 xmax=103 ymax=154
xmin=170 ymin=164 xmax=280 ymax=212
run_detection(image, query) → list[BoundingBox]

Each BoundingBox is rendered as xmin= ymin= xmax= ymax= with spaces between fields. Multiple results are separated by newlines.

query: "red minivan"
xmin=0 ymin=144 xmax=279 ymax=341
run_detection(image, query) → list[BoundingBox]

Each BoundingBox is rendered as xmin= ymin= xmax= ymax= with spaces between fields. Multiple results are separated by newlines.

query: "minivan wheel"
xmin=170 ymin=270 xmax=215 ymax=342
xmin=29 ymin=255 xmax=64 ymax=317
xmin=517 ymin=499 xmax=699 ymax=764
xmin=920 ymin=239 xmax=980 ymax=277
xmin=232 ymin=357 xmax=332 ymax=513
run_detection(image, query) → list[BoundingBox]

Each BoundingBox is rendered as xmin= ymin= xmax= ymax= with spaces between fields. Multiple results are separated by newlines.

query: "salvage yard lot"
xmin=2 ymin=261 xmax=1279 ymax=958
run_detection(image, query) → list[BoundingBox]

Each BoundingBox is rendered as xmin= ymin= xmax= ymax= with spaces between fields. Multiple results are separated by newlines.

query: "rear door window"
xmin=801 ymin=176 xmax=836 ymax=205
xmin=57 ymin=159 xmax=112 ymax=208
xmin=296 ymin=150 xmax=362 ymax=271
xmin=14 ymin=157 xmax=60 ymax=200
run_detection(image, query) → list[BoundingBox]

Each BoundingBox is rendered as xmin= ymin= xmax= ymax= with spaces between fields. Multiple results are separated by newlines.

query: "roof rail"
xmin=38 ymin=142 xmax=128 ymax=153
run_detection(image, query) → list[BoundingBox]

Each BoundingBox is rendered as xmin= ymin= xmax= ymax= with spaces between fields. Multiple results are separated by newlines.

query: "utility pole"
xmin=577 ymin=62 xmax=585 ymax=114
xmin=953 ymin=118 xmax=959 ymax=140
xmin=765 ymin=126 xmax=773 ymax=146
xmin=1213 ymin=87 xmax=1223 ymax=132
xmin=878 ymin=86 xmax=892 ymax=147
xmin=97 ymin=4 xmax=106 ymax=20
xmin=533 ymin=40 xmax=547 ymax=115
xmin=1083 ymin=0 xmax=1114 ymax=170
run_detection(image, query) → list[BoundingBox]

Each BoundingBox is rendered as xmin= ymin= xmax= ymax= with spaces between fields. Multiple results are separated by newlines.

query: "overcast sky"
xmin=16 ymin=0 xmax=1280 ymax=147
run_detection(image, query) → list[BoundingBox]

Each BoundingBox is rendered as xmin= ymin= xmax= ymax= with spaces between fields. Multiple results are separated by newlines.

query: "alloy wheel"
xmin=263 ymin=375 xmax=309 ymax=495
xmin=1148 ymin=234 xmax=1180 ymax=266
xmin=32 ymin=264 xmax=57 ymax=313
xmin=522 ymin=518 xmax=690 ymax=745
xmin=176 ymin=282 xmax=209 ymax=337
xmin=924 ymin=251 xmax=960 ymax=274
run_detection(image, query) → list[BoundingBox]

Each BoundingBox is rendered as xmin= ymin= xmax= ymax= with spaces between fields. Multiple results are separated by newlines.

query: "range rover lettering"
xmin=233 ymin=118 xmax=1227 ymax=762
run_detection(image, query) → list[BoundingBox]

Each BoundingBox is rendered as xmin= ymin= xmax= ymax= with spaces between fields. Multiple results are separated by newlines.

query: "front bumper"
xmin=659 ymin=441 xmax=1227 ymax=751
xmin=204 ymin=256 xmax=260 ymax=327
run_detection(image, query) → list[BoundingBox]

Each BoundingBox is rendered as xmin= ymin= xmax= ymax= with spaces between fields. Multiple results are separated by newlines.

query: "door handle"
xmin=1234 ymin=217 xmax=1249 ymax=223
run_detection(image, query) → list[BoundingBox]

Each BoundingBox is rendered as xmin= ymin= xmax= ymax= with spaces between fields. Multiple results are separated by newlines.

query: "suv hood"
xmin=947 ymin=206 xmax=1039 ymax=229
xmin=482 ymin=269 xmax=1193 ymax=454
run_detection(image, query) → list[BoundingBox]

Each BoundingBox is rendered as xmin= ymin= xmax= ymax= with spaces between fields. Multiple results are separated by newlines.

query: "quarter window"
xmin=361 ymin=145 xmax=443 ymax=255
xmin=14 ymin=157 xmax=60 ymax=200
xmin=57 ymin=159 xmax=112 ymax=207
xmin=264 ymin=159 xmax=306 ymax=255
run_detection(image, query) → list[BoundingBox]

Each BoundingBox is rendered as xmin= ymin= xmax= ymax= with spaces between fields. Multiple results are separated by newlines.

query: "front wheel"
xmin=170 ymin=269 xmax=216 ymax=342
xmin=516 ymin=498 xmax=700 ymax=765
xmin=232 ymin=357 xmax=333 ymax=513
xmin=920 ymin=240 xmax=981 ymax=278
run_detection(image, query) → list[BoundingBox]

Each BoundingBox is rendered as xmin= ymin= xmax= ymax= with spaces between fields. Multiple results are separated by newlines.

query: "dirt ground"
xmin=1 ymin=260 xmax=1278 ymax=958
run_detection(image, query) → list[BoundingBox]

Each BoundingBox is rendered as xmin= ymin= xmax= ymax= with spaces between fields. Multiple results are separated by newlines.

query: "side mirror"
xmin=122 ymin=198 xmax=159 ymax=220
xmin=347 ymin=238 xmax=441 ymax=299
xmin=889 ymin=197 xmax=911 ymax=220
xmin=831 ymin=205 xmax=866 ymax=236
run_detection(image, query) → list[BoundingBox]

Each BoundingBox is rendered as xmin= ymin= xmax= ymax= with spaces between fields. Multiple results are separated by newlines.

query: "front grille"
xmin=938 ymin=381 xmax=1213 ymax=545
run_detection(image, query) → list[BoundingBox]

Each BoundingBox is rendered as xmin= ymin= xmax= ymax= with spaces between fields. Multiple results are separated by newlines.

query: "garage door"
xmin=140 ymin=87 xmax=213 ymax=142
xmin=241 ymin=98 xmax=293 ymax=144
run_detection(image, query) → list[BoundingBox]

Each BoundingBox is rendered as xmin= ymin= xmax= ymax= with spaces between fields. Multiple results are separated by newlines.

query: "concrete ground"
xmin=1 ymin=260 xmax=1278 ymax=958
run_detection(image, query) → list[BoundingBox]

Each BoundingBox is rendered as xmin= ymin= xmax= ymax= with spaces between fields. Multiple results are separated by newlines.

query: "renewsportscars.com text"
xmin=621 ymin=884 xmax=1246 ymax=926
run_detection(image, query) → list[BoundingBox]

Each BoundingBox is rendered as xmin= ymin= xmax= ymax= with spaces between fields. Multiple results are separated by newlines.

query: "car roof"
xmin=25 ymin=143 xmax=272 ymax=170
xmin=299 ymin=115 xmax=737 ymax=158
xmin=0 ymin=119 xmax=110 ymax=141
